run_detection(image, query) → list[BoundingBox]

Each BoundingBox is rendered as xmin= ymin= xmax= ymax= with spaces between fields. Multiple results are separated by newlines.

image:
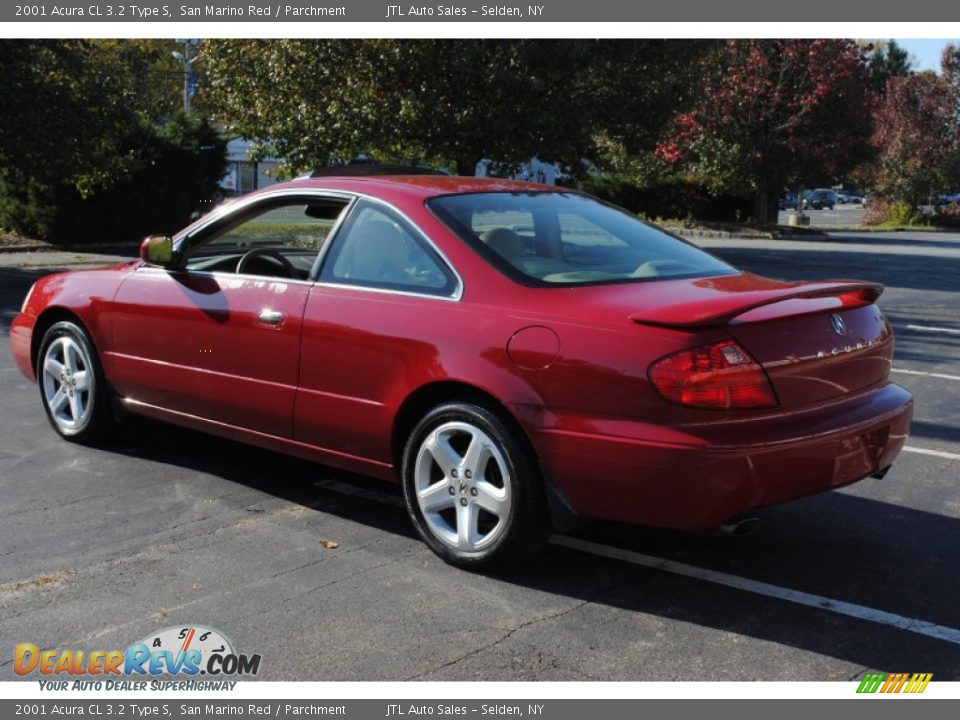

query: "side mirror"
xmin=140 ymin=235 xmax=174 ymax=266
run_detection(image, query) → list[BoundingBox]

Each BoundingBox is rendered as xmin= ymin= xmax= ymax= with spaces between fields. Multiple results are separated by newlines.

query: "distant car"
xmin=778 ymin=193 xmax=799 ymax=211
xmin=803 ymin=189 xmax=837 ymax=210
xmin=9 ymin=174 xmax=912 ymax=570
xmin=936 ymin=192 xmax=960 ymax=206
xmin=836 ymin=191 xmax=865 ymax=205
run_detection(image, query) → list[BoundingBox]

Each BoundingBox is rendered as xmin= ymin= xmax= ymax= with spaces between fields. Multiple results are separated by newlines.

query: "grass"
xmin=223 ymin=221 xmax=333 ymax=250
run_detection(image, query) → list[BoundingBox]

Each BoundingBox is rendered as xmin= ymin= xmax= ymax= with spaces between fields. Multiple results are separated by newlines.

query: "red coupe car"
xmin=9 ymin=173 xmax=912 ymax=569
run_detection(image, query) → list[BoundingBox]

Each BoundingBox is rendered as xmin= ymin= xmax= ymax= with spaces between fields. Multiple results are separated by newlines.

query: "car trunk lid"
xmin=626 ymin=274 xmax=893 ymax=407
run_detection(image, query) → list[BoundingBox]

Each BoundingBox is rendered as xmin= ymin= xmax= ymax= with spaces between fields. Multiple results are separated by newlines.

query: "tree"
xmin=0 ymin=41 xmax=137 ymax=207
xmin=0 ymin=40 xmax=225 ymax=243
xmin=871 ymin=66 xmax=960 ymax=209
xmin=46 ymin=114 xmax=227 ymax=244
xmin=654 ymin=40 xmax=874 ymax=223
xmin=201 ymin=40 xmax=712 ymax=177
xmin=864 ymin=40 xmax=913 ymax=92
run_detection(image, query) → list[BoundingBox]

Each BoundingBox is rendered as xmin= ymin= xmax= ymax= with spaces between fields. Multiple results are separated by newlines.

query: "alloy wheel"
xmin=41 ymin=335 xmax=95 ymax=433
xmin=413 ymin=420 xmax=512 ymax=553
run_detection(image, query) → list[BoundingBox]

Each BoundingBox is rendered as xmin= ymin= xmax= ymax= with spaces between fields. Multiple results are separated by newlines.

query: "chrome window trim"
xmin=318 ymin=195 xmax=463 ymax=302
xmin=174 ymin=188 xmax=357 ymax=251
xmin=135 ymin=265 xmax=462 ymax=302
xmin=134 ymin=265 xmax=317 ymax=288
xmin=311 ymin=280 xmax=462 ymax=304
xmin=174 ymin=187 xmax=463 ymax=302
xmin=307 ymin=195 xmax=358 ymax=281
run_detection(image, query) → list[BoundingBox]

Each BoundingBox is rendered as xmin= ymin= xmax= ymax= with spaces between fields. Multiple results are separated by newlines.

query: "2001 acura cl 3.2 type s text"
xmin=10 ymin=173 xmax=913 ymax=569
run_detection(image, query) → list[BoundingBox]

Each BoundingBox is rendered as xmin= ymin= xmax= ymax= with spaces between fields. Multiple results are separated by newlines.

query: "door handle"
xmin=258 ymin=309 xmax=284 ymax=325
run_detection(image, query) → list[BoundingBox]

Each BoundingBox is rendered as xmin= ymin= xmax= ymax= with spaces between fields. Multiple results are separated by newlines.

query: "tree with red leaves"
xmin=872 ymin=46 xmax=960 ymax=210
xmin=872 ymin=75 xmax=956 ymax=207
xmin=656 ymin=40 xmax=873 ymax=223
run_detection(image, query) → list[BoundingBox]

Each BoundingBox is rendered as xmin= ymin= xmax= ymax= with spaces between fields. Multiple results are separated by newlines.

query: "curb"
xmin=0 ymin=243 xmax=138 ymax=255
xmin=0 ymin=244 xmax=53 ymax=253
xmin=670 ymin=227 xmax=831 ymax=241
xmin=670 ymin=228 xmax=745 ymax=239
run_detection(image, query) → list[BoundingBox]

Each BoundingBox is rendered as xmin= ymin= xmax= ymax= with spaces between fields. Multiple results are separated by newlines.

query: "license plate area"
xmin=833 ymin=427 xmax=889 ymax=487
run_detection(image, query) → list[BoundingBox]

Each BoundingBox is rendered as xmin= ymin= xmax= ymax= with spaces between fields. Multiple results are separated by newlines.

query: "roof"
xmin=267 ymin=174 xmax=559 ymax=201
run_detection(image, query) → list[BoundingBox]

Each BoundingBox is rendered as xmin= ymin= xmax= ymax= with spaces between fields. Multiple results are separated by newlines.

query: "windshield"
xmin=427 ymin=192 xmax=735 ymax=286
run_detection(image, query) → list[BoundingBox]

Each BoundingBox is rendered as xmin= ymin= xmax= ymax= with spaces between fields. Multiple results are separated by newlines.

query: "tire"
xmin=401 ymin=401 xmax=550 ymax=570
xmin=36 ymin=321 xmax=114 ymax=443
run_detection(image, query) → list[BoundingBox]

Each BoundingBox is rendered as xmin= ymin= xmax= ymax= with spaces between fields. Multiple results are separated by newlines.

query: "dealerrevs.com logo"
xmin=15 ymin=625 xmax=261 ymax=687
xmin=856 ymin=672 xmax=933 ymax=694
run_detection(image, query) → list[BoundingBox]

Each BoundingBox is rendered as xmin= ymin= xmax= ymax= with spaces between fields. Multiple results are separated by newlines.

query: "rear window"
xmin=427 ymin=192 xmax=734 ymax=286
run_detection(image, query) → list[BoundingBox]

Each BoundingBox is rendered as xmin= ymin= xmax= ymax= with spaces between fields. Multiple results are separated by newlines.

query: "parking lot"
xmin=777 ymin=204 xmax=866 ymax=227
xmin=1 ymin=230 xmax=959 ymax=681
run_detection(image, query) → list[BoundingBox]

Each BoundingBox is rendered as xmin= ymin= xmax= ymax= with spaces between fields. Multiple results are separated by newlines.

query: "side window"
xmin=185 ymin=198 xmax=349 ymax=279
xmin=320 ymin=201 xmax=457 ymax=297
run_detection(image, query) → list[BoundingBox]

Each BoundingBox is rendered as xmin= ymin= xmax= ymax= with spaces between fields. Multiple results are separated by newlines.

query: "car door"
xmin=293 ymin=198 xmax=461 ymax=464
xmin=108 ymin=194 xmax=351 ymax=437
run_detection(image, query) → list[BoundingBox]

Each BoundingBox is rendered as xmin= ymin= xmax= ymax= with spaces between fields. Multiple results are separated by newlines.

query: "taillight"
xmin=649 ymin=340 xmax=777 ymax=409
xmin=834 ymin=288 xmax=879 ymax=308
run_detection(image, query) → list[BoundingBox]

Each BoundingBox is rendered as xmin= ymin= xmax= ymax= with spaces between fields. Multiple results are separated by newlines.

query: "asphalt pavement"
xmin=1 ymin=232 xmax=958 ymax=681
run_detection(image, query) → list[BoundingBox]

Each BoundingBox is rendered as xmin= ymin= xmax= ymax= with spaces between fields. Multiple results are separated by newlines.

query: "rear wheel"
xmin=37 ymin=321 xmax=113 ymax=443
xmin=401 ymin=402 xmax=550 ymax=570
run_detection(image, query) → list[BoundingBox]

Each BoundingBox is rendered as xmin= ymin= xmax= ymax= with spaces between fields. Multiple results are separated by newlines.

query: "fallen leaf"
xmin=319 ymin=540 xmax=339 ymax=549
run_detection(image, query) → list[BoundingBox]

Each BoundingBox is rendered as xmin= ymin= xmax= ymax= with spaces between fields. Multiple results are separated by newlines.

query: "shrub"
xmin=0 ymin=114 xmax=226 ymax=245
xmin=578 ymin=174 xmax=753 ymax=223
xmin=862 ymin=199 xmax=929 ymax=227
xmin=862 ymin=200 xmax=893 ymax=226
xmin=933 ymin=202 xmax=960 ymax=229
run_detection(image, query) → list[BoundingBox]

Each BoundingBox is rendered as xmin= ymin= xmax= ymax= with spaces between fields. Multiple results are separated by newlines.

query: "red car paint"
xmin=10 ymin=176 xmax=912 ymax=529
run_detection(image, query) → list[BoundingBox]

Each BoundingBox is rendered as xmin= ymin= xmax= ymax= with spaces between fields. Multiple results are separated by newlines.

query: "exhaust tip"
xmin=718 ymin=516 xmax=760 ymax=537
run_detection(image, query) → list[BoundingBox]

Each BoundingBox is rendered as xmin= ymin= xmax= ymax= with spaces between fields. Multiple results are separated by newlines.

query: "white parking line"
xmin=550 ymin=535 xmax=960 ymax=646
xmin=905 ymin=324 xmax=960 ymax=336
xmin=902 ymin=446 xmax=960 ymax=461
xmin=891 ymin=367 xmax=960 ymax=382
xmin=315 ymin=478 xmax=960 ymax=646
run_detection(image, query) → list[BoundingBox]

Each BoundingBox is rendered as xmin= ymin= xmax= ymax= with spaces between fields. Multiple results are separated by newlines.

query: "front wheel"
xmin=401 ymin=402 xmax=550 ymax=570
xmin=37 ymin=321 xmax=113 ymax=443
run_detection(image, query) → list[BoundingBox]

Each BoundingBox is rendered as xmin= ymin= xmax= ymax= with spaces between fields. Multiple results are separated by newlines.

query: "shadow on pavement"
xmin=709 ymin=247 xmax=960 ymax=294
xmin=908 ymin=419 xmax=960 ymax=445
xmin=86 ymin=415 xmax=960 ymax=680
xmin=825 ymin=234 xmax=960 ymax=251
xmin=883 ymin=314 xmax=960 ymax=367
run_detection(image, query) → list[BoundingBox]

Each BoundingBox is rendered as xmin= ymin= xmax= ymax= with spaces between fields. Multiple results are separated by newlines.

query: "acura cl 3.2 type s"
xmin=9 ymin=174 xmax=913 ymax=569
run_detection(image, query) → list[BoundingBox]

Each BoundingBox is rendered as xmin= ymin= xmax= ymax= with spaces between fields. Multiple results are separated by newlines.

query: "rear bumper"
xmin=10 ymin=312 xmax=36 ymax=381
xmin=522 ymin=383 xmax=913 ymax=529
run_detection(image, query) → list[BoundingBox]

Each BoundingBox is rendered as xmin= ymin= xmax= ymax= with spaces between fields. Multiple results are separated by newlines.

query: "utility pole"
xmin=172 ymin=39 xmax=201 ymax=113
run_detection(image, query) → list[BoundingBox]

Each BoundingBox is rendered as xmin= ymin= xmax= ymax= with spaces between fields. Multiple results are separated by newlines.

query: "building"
xmin=218 ymin=138 xmax=284 ymax=197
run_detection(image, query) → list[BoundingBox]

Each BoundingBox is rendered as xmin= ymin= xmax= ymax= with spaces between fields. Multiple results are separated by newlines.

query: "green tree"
xmin=0 ymin=40 xmax=137 ymax=218
xmin=0 ymin=40 xmax=225 ymax=243
xmin=864 ymin=39 xmax=914 ymax=93
xmin=202 ymin=39 xmax=712 ymax=176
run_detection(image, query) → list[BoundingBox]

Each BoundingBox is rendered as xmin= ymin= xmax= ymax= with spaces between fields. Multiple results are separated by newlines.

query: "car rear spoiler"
xmin=630 ymin=280 xmax=884 ymax=329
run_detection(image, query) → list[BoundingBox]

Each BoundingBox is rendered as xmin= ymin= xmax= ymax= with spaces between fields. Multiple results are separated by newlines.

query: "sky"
xmin=893 ymin=38 xmax=960 ymax=73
